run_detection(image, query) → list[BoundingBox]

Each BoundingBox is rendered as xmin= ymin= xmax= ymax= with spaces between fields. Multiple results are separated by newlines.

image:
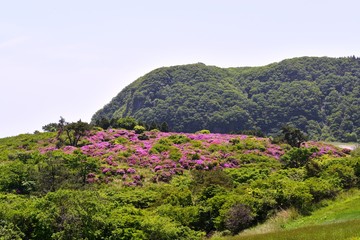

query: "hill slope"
xmin=92 ymin=57 xmax=360 ymax=142
xmin=0 ymin=129 xmax=358 ymax=239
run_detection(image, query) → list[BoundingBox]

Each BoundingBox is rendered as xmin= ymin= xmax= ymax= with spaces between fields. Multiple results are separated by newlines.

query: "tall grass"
xmin=212 ymin=189 xmax=360 ymax=240
xmin=218 ymin=220 xmax=360 ymax=240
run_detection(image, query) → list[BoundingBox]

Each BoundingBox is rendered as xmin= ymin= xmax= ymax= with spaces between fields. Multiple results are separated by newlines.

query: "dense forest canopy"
xmin=92 ymin=57 xmax=360 ymax=142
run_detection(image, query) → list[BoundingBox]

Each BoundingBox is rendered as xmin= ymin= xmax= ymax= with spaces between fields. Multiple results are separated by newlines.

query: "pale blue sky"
xmin=1 ymin=0 xmax=360 ymax=137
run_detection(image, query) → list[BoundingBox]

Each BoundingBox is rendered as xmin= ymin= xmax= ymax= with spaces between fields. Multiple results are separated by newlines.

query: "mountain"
xmin=92 ymin=56 xmax=360 ymax=142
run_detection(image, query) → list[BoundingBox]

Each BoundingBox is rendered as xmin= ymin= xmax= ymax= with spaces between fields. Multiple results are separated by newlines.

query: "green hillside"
xmin=92 ymin=56 xmax=360 ymax=142
xmin=0 ymin=127 xmax=359 ymax=239
xmin=214 ymin=190 xmax=360 ymax=240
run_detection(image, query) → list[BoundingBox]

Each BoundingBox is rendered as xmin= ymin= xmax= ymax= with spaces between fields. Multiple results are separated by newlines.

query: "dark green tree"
xmin=63 ymin=120 xmax=92 ymax=147
xmin=225 ymin=204 xmax=254 ymax=235
xmin=160 ymin=122 xmax=170 ymax=132
xmin=42 ymin=123 xmax=59 ymax=132
xmin=281 ymin=125 xmax=307 ymax=148
xmin=95 ymin=117 xmax=111 ymax=129
xmin=36 ymin=151 xmax=70 ymax=192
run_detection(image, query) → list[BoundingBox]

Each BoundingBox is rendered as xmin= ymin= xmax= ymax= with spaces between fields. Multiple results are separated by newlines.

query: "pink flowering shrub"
xmin=40 ymin=128 xmax=346 ymax=186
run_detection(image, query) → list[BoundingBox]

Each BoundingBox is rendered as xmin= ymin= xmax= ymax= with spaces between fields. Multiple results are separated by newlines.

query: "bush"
xmin=231 ymin=138 xmax=267 ymax=151
xmin=134 ymin=125 xmax=146 ymax=134
xmin=225 ymin=203 xmax=254 ymax=235
xmin=138 ymin=133 xmax=149 ymax=140
xmin=168 ymin=135 xmax=191 ymax=144
xmin=196 ymin=129 xmax=210 ymax=134
xmin=305 ymin=177 xmax=338 ymax=202
xmin=0 ymin=220 xmax=25 ymax=240
xmin=116 ymin=117 xmax=137 ymax=130
xmin=281 ymin=147 xmax=318 ymax=168
xmin=169 ymin=147 xmax=182 ymax=161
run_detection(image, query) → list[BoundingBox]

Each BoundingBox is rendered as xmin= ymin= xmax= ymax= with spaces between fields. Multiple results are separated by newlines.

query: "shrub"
xmin=150 ymin=144 xmax=170 ymax=154
xmin=225 ymin=203 xmax=254 ymax=235
xmin=134 ymin=125 xmax=146 ymax=134
xmin=116 ymin=117 xmax=137 ymax=130
xmin=281 ymin=147 xmax=318 ymax=168
xmin=196 ymin=129 xmax=210 ymax=134
xmin=231 ymin=138 xmax=267 ymax=151
xmin=0 ymin=220 xmax=25 ymax=240
xmin=138 ymin=133 xmax=149 ymax=140
xmin=169 ymin=147 xmax=182 ymax=161
xmin=168 ymin=135 xmax=190 ymax=144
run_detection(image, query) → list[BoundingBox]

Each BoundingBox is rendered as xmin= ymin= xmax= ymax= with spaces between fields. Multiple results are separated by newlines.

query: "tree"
xmin=281 ymin=125 xmax=307 ymax=148
xmin=42 ymin=123 xmax=59 ymax=132
xmin=281 ymin=147 xmax=317 ymax=168
xmin=36 ymin=151 xmax=70 ymax=193
xmin=116 ymin=117 xmax=137 ymax=130
xmin=67 ymin=151 xmax=99 ymax=186
xmin=55 ymin=117 xmax=92 ymax=147
xmin=160 ymin=122 xmax=170 ymax=132
xmin=63 ymin=120 xmax=92 ymax=147
xmin=95 ymin=117 xmax=111 ymax=129
xmin=225 ymin=203 xmax=254 ymax=235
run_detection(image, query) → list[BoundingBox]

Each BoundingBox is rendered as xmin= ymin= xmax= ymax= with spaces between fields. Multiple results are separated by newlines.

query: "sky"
xmin=1 ymin=0 xmax=360 ymax=138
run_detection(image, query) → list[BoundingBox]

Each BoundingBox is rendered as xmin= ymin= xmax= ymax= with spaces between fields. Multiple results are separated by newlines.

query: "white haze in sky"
xmin=1 ymin=0 xmax=360 ymax=137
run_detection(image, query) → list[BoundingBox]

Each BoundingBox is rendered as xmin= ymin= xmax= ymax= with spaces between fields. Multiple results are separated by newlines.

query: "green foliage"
xmin=92 ymin=57 xmax=360 ymax=142
xmin=168 ymin=134 xmax=191 ymax=144
xmin=140 ymin=214 xmax=204 ymax=240
xmin=279 ymin=125 xmax=308 ymax=148
xmin=281 ymin=147 xmax=318 ymax=168
xmin=305 ymin=177 xmax=339 ymax=202
xmin=58 ymin=118 xmax=92 ymax=147
xmin=230 ymin=138 xmax=267 ymax=151
xmin=1 ymin=130 xmax=360 ymax=238
xmin=67 ymin=150 xmax=99 ymax=186
xmin=0 ymin=160 xmax=34 ymax=193
xmin=116 ymin=117 xmax=138 ymax=130
xmin=134 ymin=125 xmax=146 ymax=134
xmin=150 ymin=141 xmax=171 ymax=154
xmin=94 ymin=117 xmax=111 ymax=129
xmin=169 ymin=147 xmax=182 ymax=161
xmin=351 ymin=145 xmax=360 ymax=157
xmin=190 ymin=170 xmax=233 ymax=194
xmin=224 ymin=203 xmax=254 ymax=235
xmin=225 ymin=167 xmax=270 ymax=185
xmin=160 ymin=122 xmax=170 ymax=132
xmin=0 ymin=220 xmax=25 ymax=240
xmin=42 ymin=122 xmax=59 ymax=132
xmin=217 ymin=220 xmax=360 ymax=240
xmin=138 ymin=133 xmax=150 ymax=140
xmin=197 ymin=129 xmax=211 ymax=134
xmin=112 ymin=136 xmax=129 ymax=145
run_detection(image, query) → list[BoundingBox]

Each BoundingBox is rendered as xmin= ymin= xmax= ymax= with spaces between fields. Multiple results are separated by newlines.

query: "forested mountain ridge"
xmin=92 ymin=56 xmax=360 ymax=142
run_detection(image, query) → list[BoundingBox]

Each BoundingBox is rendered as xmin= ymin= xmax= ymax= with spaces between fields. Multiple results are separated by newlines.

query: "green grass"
xmin=285 ymin=189 xmax=360 ymax=229
xmin=217 ymin=220 xmax=360 ymax=240
xmin=212 ymin=189 xmax=360 ymax=240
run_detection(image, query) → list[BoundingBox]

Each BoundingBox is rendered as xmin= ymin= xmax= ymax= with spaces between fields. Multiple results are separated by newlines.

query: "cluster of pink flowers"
xmin=306 ymin=141 xmax=345 ymax=158
xmin=39 ymin=129 xmax=347 ymax=185
xmin=78 ymin=130 xmax=292 ymax=182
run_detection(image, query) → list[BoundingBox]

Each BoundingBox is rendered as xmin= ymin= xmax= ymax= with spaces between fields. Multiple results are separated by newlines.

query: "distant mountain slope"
xmin=92 ymin=56 xmax=360 ymax=142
